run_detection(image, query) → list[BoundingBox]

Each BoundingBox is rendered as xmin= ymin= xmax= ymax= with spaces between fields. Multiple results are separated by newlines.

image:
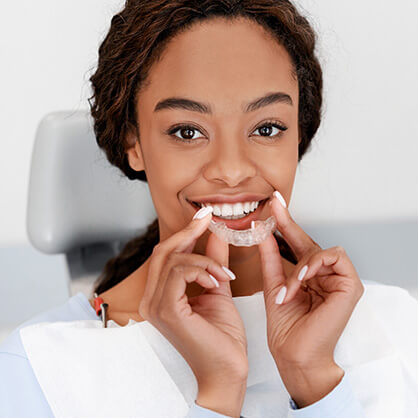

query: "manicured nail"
xmin=222 ymin=265 xmax=236 ymax=280
xmin=193 ymin=206 xmax=213 ymax=220
xmin=209 ymin=273 xmax=219 ymax=287
xmin=275 ymin=285 xmax=287 ymax=304
xmin=298 ymin=265 xmax=308 ymax=281
xmin=273 ymin=190 xmax=287 ymax=208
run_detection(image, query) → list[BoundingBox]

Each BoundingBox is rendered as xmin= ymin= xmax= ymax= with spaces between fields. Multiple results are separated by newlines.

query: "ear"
xmin=125 ymin=130 xmax=145 ymax=172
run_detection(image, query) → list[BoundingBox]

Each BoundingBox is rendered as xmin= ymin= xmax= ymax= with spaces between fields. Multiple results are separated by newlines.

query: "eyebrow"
xmin=153 ymin=91 xmax=293 ymax=114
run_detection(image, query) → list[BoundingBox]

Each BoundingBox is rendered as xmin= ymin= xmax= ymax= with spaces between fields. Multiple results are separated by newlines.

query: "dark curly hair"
xmin=88 ymin=0 xmax=323 ymax=296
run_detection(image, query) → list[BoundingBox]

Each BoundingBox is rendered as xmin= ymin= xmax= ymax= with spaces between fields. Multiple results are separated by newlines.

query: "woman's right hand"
xmin=138 ymin=207 xmax=248 ymax=416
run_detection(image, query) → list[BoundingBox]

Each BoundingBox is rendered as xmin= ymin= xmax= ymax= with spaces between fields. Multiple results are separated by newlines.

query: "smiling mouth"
xmin=188 ymin=198 xmax=269 ymax=222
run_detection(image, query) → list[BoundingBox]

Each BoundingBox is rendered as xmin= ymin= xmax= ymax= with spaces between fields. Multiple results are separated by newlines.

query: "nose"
xmin=202 ymin=136 xmax=257 ymax=187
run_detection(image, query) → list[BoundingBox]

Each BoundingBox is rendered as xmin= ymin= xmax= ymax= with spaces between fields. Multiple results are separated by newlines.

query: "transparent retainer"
xmin=208 ymin=216 xmax=277 ymax=247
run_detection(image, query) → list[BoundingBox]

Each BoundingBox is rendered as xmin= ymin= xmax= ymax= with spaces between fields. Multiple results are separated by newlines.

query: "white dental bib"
xmin=20 ymin=283 xmax=418 ymax=418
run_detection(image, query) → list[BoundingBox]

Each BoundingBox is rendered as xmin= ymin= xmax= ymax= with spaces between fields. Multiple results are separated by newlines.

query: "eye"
xmin=166 ymin=124 xmax=205 ymax=143
xmin=165 ymin=119 xmax=288 ymax=144
xmin=252 ymin=120 xmax=288 ymax=139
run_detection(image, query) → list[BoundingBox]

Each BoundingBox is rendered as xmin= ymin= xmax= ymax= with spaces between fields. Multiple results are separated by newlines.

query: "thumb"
xmin=257 ymin=233 xmax=287 ymax=303
xmin=205 ymin=232 xmax=233 ymax=297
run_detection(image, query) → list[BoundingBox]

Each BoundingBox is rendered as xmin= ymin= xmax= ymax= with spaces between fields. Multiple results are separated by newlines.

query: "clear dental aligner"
xmin=208 ymin=216 xmax=277 ymax=247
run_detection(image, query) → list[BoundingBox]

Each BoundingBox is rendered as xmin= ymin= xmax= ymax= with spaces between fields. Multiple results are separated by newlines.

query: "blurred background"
xmin=1 ymin=0 xmax=417 ymax=344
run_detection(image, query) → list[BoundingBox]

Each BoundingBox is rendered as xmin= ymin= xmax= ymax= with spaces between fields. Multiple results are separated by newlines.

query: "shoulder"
xmin=359 ymin=278 xmax=418 ymax=345
xmin=361 ymin=278 xmax=417 ymax=305
xmin=360 ymin=278 xmax=418 ymax=316
xmin=0 ymin=292 xmax=98 ymax=359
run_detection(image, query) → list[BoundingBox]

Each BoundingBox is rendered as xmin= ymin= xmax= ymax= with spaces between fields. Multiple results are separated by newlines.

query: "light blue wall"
xmin=0 ymin=245 xmax=70 ymax=343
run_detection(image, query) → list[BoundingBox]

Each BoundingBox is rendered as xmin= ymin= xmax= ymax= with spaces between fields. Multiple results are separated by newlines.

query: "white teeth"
xmin=196 ymin=200 xmax=262 ymax=219
xmin=213 ymin=205 xmax=222 ymax=216
xmin=232 ymin=202 xmax=244 ymax=215
xmin=221 ymin=204 xmax=233 ymax=217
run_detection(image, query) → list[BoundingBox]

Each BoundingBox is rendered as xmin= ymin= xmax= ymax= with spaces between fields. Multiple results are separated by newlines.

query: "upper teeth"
xmin=197 ymin=201 xmax=260 ymax=217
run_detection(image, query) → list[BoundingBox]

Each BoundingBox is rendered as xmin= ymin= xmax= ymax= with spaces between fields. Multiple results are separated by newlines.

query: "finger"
xmin=183 ymin=238 xmax=198 ymax=254
xmin=269 ymin=190 xmax=322 ymax=261
xmin=158 ymin=206 xmax=214 ymax=259
xmin=155 ymin=264 xmax=222 ymax=319
xmin=282 ymin=246 xmax=361 ymax=305
xmin=152 ymin=252 xmax=235 ymax=303
xmin=174 ymin=206 xmax=214 ymax=253
xmin=142 ymin=206 xmax=214 ymax=303
xmin=281 ymin=247 xmax=364 ymax=345
xmin=257 ymin=232 xmax=287 ymax=303
xmin=204 ymin=231 xmax=233 ymax=297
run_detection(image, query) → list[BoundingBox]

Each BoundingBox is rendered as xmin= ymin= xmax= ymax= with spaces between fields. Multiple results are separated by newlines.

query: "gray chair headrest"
xmin=27 ymin=111 xmax=157 ymax=254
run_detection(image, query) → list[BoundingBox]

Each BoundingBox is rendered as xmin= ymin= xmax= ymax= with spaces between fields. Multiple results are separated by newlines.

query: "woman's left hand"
xmin=257 ymin=191 xmax=365 ymax=406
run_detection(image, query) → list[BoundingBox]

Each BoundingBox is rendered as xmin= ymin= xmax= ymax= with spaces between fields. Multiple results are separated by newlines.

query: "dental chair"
xmin=26 ymin=111 xmax=418 ymax=302
xmin=27 ymin=110 xmax=157 ymax=297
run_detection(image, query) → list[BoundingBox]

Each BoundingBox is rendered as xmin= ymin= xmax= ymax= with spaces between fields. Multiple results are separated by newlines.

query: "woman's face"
xmin=127 ymin=17 xmax=300 ymax=261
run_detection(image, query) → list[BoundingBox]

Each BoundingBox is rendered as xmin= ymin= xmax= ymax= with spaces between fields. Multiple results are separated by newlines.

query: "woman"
xmin=1 ymin=1 xmax=417 ymax=417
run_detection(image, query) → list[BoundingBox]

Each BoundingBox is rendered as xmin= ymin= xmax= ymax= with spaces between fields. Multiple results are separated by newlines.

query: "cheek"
xmin=255 ymin=140 xmax=298 ymax=192
xmin=144 ymin=148 xmax=202 ymax=220
xmin=148 ymin=150 xmax=201 ymax=193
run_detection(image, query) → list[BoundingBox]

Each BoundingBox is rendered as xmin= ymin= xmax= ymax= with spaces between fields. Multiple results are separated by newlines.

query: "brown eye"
xmin=252 ymin=121 xmax=288 ymax=139
xmin=166 ymin=124 xmax=204 ymax=143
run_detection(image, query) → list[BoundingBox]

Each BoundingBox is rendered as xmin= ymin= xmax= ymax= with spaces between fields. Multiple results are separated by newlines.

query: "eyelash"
xmin=165 ymin=119 xmax=288 ymax=144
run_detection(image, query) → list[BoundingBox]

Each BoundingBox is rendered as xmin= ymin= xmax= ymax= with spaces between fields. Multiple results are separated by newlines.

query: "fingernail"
xmin=222 ymin=265 xmax=236 ymax=280
xmin=275 ymin=285 xmax=287 ymax=304
xmin=273 ymin=190 xmax=287 ymax=208
xmin=298 ymin=265 xmax=308 ymax=281
xmin=209 ymin=273 xmax=219 ymax=287
xmin=193 ymin=206 xmax=213 ymax=220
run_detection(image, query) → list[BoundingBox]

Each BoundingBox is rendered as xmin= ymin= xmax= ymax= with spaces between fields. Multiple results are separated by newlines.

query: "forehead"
xmin=139 ymin=17 xmax=298 ymax=114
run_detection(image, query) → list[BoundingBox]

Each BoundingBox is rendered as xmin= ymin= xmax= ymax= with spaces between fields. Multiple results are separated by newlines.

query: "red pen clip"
xmin=93 ymin=292 xmax=108 ymax=328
